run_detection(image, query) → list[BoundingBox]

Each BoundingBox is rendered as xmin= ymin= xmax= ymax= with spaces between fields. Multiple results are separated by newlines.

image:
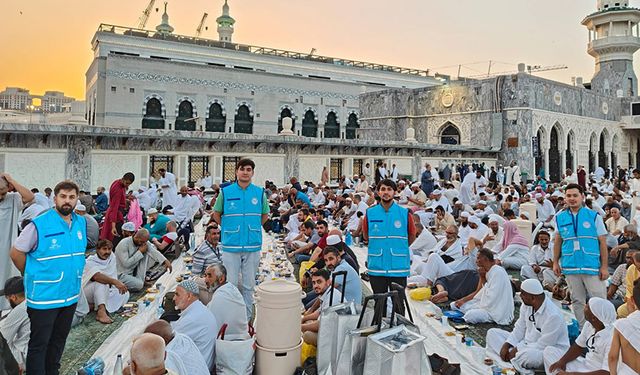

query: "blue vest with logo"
xmin=25 ymin=209 xmax=87 ymax=309
xmin=366 ymin=202 xmax=410 ymax=277
xmin=220 ymin=182 xmax=264 ymax=253
xmin=555 ymin=207 xmax=601 ymax=275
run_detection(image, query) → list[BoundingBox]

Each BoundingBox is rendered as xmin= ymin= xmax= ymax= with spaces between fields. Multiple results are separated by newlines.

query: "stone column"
xmin=66 ymin=135 xmax=93 ymax=191
xmin=283 ymin=144 xmax=299 ymax=183
xmin=412 ymin=153 xmax=422 ymax=181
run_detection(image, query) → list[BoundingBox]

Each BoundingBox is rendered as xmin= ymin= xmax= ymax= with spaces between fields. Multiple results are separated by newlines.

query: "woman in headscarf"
xmin=608 ymin=279 xmax=640 ymax=374
xmin=493 ymin=221 xmax=529 ymax=270
xmin=544 ymin=297 xmax=617 ymax=374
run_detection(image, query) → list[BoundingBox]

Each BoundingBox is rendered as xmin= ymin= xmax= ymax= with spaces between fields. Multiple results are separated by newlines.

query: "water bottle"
xmin=345 ymin=231 xmax=353 ymax=246
xmin=157 ymin=305 xmax=165 ymax=319
xmin=78 ymin=357 xmax=105 ymax=375
xmin=189 ymin=233 xmax=196 ymax=250
xmin=113 ymin=354 xmax=123 ymax=375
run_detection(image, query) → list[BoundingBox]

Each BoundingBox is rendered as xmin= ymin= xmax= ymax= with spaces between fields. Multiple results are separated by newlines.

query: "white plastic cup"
xmin=441 ymin=315 xmax=449 ymax=328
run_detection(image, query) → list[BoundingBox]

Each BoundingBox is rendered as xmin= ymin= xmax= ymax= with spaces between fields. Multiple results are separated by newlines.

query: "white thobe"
xmin=391 ymin=167 xmax=399 ymax=182
xmin=452 ymin=265 xmax=514 ymax=325
xmin=543 ymin=323 xmax=612 ymax=374
xmin=536 ymin=199 xmax=556 ymax=223
xmin=199 ymin=176 xmax=213 ymax=189
xmin=398 ymin=186 xmax=412 ymax=204
xmin=167 ymin=333 xmax=211 ymax=375
xmin=409 ymin=230 xmax=438 ymax=257
xmin=430 ymin=196 xmax=452 ymax=213
xmin=171 ymin=300 xmax=219 ymax=371
xmin=442 ymin=188 xmax=459 ymax=204
xmin=0 ymin=300 xmax=29 ymax=368
xmin=487 ymin=297 xmax=569 ymax=373
xmin=172 ymin=194 xmax=200 ymax=224
xmin=630 ymin=178 xmax=640 ymax=218
xmin=207 ymin=283 xmax=249 ymax=340
xmin=0 ymin=192 xmax=22 ymax=310
xmin=160 ymin=172 xmax=178 ymax=209
xmin=312 ymin=192 xmax=326 ymax=206
xmin=484 ymin=227 xmax=503 ymax=252
xmin=458 ymin=224 xmax=472 ymax=247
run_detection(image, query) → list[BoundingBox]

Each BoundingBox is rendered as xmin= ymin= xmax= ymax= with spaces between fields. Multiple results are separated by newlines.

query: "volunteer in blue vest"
xmin=553 ymin=183 xmax=608 ymax=328
xmin=362 ymin=178 xmax=416 ymax=313
xmin=212 ymin=158 xmax=269 ymax=319
xmin=9 ymin=180 xmax=87 ymax=375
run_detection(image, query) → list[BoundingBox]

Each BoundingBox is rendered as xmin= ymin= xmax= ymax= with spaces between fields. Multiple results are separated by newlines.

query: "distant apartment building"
xmin=0 ymin=87 xmax=32 ymax=110
xmin=41 ymin=91 xmax=75 ymax=112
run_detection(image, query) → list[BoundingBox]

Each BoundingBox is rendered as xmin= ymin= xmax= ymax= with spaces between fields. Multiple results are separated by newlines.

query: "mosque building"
xmin=0 ymin=0 xmax=638 ymax=190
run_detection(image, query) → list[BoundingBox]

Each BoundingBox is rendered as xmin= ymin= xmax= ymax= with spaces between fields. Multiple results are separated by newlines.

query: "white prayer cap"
xmin=488 ymin=214 xmax=502 ymax=224
xmin=520 ymin=211 xmax=531 ymax=220
xmin=398 ymin=180 xmax=406 ymax=185
xmin=75 ymin=204 xmax=86 ymax=212
xmin=411 ymin=183 xmax=420 ymax=188
xmin=588 ymin=297 xmax=617 ymax=326
xmin=468 ymin=216 xmax=481 ymax=226
xmin=138 ymin=186 xmax=148 ymax=192
xmin=147 ymin=208 xmax=158 ymax=215
xmin=327 ymin=234 xmax=342 ymax=246
xmin=460 ymin=212 xmax=470 ymax=218
xmin=534 ymin=193 xmax=543 ymax=199
xmin=521 ymin=279 xmax=544 ymax=295
xmin=433 ymin=189 xmax=442 ymax=195
xmin=122 ymin=222 xmax=136 ymax=232
xmin=551 ymin=190 xmax=563 ymax=198
xmin=477 ymin=200 xmax=487 ymax=205
xmin=178 ymin=280 xmax=200 ymax=296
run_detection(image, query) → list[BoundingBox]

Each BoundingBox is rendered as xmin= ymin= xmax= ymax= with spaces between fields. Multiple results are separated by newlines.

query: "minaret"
xmin=156 ymin=2 xmax=174 ymax=35
xmin=582 ymin=0 xmax=640 ymax=97
xmin=217 ymin=0 xmax=235 ymax=42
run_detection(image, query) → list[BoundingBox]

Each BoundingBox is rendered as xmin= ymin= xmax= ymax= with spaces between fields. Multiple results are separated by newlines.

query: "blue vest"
xmin=556 ymin=207 xmax=601 ymax=275
xmin=220 ymin=182 xmax=264 ymax=253
xmin=366 ymin=202 xmax=410 ymax=277
xmin=25 ymin=209 xmax=87 ymax=309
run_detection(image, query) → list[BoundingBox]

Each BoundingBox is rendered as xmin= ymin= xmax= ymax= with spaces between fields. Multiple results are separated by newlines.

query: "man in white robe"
xmin=171 ymin=280 xmax=219 ymax=372
xmin=204 ymin=264 xmax=249 ymax=340
xmin=145 ymin=319 xmax=210 ymax=375
xmin=459 ymin=172 xmax=477 ymax=205
xmin=159 ymin=168 xmax=178 ymax=209
xmin=409 ymin=214 xmax=438 ymax=257
xmin=487 ymin=279 xmax=569 ymax=375
xmin=0 ymin=276 xmax=30 ymax=371
xmin=0 ymin=174 xmax=33 ymax=311
xmin=82 ymin=240 xmax=130 ymax=324
xmin=451 ymin=248 xmax=514 ymax=325
xmin=544 ymin=297 xmax=616 ymax=375
xmin=630 ymin=168 xmax=640 ymax=219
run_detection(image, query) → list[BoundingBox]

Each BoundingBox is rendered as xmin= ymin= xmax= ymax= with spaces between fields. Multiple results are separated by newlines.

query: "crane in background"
xmin=467 ymin=63 xmax=568 ymax=79
xmin=137 ymin=0 xmax=157 ymax=29
xmin=196 ymin=13 xmax=209 ymax=37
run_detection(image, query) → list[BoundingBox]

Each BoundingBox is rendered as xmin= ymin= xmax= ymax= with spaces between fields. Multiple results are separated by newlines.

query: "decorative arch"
xmin=324 ymin=110 xmax=340 ymax=138
xmin=175 ymin=96 xmax=197 ymax=117
xmin=612 ymin=133 xmax=620 ymax=169
xmin=278 ymin=105 xmax=296 ymax=134
xmin=301 ymin=108 xmax=318 ymax=137
xmin=175 ymin=97 xmax=197 ymax=131
xmin=549 ymin=124 xmax=562 ymax=182
xmin=234 ymin=103 xmax=253 ymax=134
xmin=205 ymin=99 xmax=226 ymax=117
xmin=437 ymin=122 xmax=461 ymax=145
xmin=235 ymin=101 xmax=254 ymax=117
xmin=278 ymin=104 xmax=296 ymax=120
xmin=206 ymin=99 xmax=226 ymax=132
xmin=346 ymin=111 xmax=359 ymax=140
xmin=303 ymin=107 xmax=318 ymax=121
xmin=566 ymin=129 xmax=576 ymax=171
xmin=534 ymin=126 xmax=546 ymax=177
xmin=142 ymin=94 xmax=166 ymax=129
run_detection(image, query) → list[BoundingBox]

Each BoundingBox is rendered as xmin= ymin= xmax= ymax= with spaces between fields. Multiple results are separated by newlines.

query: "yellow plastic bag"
xmin=301 ymin=341 xmax=317 ymax=364
xmin=409 ymin=287 xmax=432 ymax=301
xmin=299 ymin=260 xmax=315 ymax=284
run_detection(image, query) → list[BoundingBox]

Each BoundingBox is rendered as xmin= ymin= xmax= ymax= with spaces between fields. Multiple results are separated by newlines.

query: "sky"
xmin=0 ymin=0 xmax=635 ymax=99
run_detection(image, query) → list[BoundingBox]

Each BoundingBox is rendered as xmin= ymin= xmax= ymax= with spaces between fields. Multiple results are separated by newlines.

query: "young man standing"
xmin=362 ymin=179 xmax=416 ymax=313
xmin=100 ymin=172 xmax=135 ymax=241
xmin=553 ymin=183 xmax=609 ymax=328
xmin=212 ymin=158 xmax=269 ymax=319
xmin=10 ymin=180 xmax=87 ymax=375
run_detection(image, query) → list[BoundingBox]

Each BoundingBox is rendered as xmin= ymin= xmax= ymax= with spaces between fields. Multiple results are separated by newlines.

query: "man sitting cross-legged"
xmin=82 ymin=239 xmax=129 ymax=324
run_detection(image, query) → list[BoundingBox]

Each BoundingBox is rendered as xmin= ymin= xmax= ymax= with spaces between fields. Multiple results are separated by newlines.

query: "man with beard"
xmin=204 ymin=263 xmax=248 ymax=340
xmin=10 ymin=180 xmax=87 ymax=375
xmin=0 ymin=276 xmax=29 ymax=373
xmin=301 ymin=269 xmax=342 ymax=345
xmin=362 ymin=179 xmax=416 ymax=314
xmin=323 ymin=246 xmax=362 ymax=305
xmin=144 ymin=208 xmax=170 ymax=241
xmin=82 ymin=239 xmax=129 ymax=324
xmin=100 ymin=172 xmax=135 ymax=242
xmin=191 ymin=224 xmax=222 ymax=276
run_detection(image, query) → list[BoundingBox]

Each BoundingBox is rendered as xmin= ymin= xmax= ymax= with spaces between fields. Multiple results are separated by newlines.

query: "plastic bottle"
xmin=113 ymin=354 xmax=123 ymax=375
xmin=345 ymin=231 xmax=353 ymax=246
xmin=157 ymin=305 xmax=165 ymax=319
xmin=78 ymin=357 xmax=105 ymax=375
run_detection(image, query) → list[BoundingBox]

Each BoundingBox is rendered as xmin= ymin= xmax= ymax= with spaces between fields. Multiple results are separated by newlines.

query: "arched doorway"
xmin=278 ymin=107 xmax=295 ymax=134
xmin=175 ymin=100 xmax=196 ymax=131
xmin=549 ymin=126 xmax=561 ymax=182
xmin=440 ymin=123 xmax=461 ymax=145
xmin=205 ymin=102 xmax=225 ymax=132
xmin=324 ymin=111 xmax=340 ymax=138
xmin=637 ymin=139 xmax=640 ymax=169
xmin=534 ymin=128 xmax=545 ymax=178
xmin=346 ymin=113 xmax=359 ymax=139
xmin=234 ymin=104 xmax=253 ymax=134
xmin=611 ymin=134 xmax=619 ymax=172
xmin=566 ymin=131 xmax=574 ymax=171
xmin=142 ymin=97 xmax=165 ymax=129
xmin=598 ymin=132 xmax=607 ymax=171
xmin=301 ymin=110 xmax=318 ymax=137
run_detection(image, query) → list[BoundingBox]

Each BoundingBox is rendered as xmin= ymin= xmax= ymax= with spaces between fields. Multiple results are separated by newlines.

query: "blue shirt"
xmin=95 ymin=193 xmax=108 ymax=213
xmin=296 ymin=191 xmax=313 ymax=208
xmin=334 ymin=259 xmax=362 ymax=305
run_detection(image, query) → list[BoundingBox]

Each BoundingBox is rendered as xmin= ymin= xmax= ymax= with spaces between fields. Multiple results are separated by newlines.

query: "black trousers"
xmin=369 ymin=275 xmax=407 ymax=315
xmin=26 ymin=303 xmax=77 ymax=375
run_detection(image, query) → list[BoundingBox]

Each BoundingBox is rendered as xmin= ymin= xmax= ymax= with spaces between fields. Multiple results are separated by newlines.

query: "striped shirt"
xmin=192 ymin=240 xmax=222 ymax=275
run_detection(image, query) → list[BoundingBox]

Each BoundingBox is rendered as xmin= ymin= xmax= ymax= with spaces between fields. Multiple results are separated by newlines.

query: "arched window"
xmin=346 ymin=113 xmax=359 ymax=139
xmin=440 ymin=123 xmax=460 ymax=145
xmin=302 ymin=110 xmax=318 ymax=137
xmin=206 ymin=103 xmax=225 ymax=132
xmin=175 ymin=100 xmax=195 ymax=131
xmin=234 ymin=104 xmax=253 ymax=134
xmin=324 ymin=111 xmax=340 ymax=138
xmin=278 ymin=108 xmax=295 ymax=134
xmin=142 ymin=98 xmax=165 ymax=129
